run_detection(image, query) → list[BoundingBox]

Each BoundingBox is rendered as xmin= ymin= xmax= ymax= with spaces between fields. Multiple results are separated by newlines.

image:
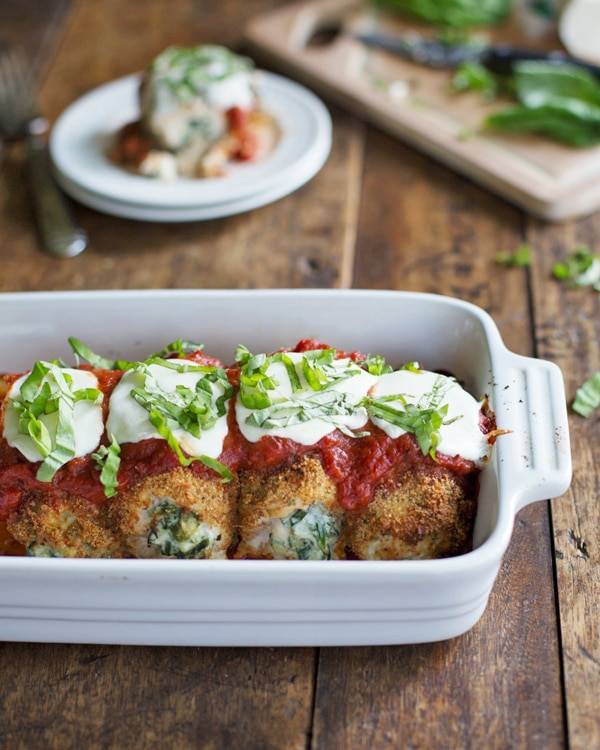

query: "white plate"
xmin=55 ymin=157 xmax=324 ymax=222
xmin=0 ymin=290 xmax=572 ymax=646
xmin=50 ymin=72 xmax=332 ymax=209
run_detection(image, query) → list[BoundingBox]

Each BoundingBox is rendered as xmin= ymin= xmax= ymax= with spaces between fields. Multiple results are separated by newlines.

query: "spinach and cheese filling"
xmin=147 ymin=499 xmax=221 ymax=559
xmin=270 ymin=503 xmax=341 ymax=560
xmin=110 ymin=469 xmax=236 ymax=560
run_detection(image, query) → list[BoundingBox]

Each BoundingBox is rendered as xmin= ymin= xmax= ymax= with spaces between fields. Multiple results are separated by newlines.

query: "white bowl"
xmin=0 ymin=290 xmax=571 ymax=646
xmin=50 ymin=72 xmax=332 ymax=212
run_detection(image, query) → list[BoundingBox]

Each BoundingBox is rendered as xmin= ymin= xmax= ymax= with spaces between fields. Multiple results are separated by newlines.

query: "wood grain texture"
xmin=0 ymin=0 xmax=71 ymax=71
xmin=0 ymin=0 xmax=364 ymax=291
xmin=0 ymin=643 xmax=315 ymax=750
xmin=527 ymin=215 xmax=600 ymax=750
xmin=311 ymin=130 xmax=565 ymax=750
xmin=0 ymin=3 xmax=363 ymax=749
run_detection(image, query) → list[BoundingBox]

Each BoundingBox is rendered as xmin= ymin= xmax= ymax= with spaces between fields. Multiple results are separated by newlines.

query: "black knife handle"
xmin=484 ymin=45 xmax=600 ymax=78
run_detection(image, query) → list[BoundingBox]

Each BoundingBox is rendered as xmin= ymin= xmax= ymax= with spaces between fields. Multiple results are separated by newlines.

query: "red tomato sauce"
xmin=0 ymin=344 xmax=495 ymax=521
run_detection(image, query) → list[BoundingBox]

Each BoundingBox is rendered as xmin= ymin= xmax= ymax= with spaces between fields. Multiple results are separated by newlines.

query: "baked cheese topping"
xmin=106 ymin=359 xmax=230 ymax=459
xmin=141 ymin=45 xmax=255 ymax=151
xmin=3 ymin=367 xmax=104 ymax=465
xmin=370 ymin=370 xmax=490 ymax=464
xmin=235 ymin=350 xmax=377 ymax=445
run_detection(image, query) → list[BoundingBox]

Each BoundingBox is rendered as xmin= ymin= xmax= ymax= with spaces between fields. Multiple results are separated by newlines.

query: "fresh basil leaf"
xmin=572 ymin=372 xmax=600 ymax=418
xmin=27 ymin=417 xmax=52 ymax=458
xmin=401 ymin=361 xmax=423 ymax=373
xmin=92 ymin=436 xmax=121 ymax=498
xmin=453 ymin=62 xmax=498 ymax=99
xmin=375 ymin=0 xmax=513 ymax=27
xmin=148 ymin=410 xmax=232 ymax=482
xmin=552 ymin=247 xmax=600 ymax=290
xmin=363 ymin=354 xmax=393 ymax=376
xmin=496 ymin=244 xmax=532 ymax=268
xmin=197 ymin=455 xmax=233 ymax=483
xmin=68 ymin=338 xmax=116 ymax=369
xmin=152 ymin=339 xmax=204 ymax=358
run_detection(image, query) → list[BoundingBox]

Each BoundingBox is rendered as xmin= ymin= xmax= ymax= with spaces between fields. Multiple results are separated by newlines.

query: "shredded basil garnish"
xmin=236 ymin=346 xmax=362 ymax=411
xmin=92 ymin=436 xmax=121 ymax=498
xmin=553 ymin=247 xmax=600 ymax=291
xmin=572 ymin=371 xmax=600 ymax=418
xmin=401 ymin=361 xmax=423 ymax=373
xmin=362 ymin=354 xmax=393 ymax=376
xmin=245 ymin=389 xmax=364 ymax=437
xmin=496 ymin=244 xmax=532 ymax=268
xmin=68 ymin=337 xmax=135 ymax=371
xmin=12 ymin=362 xmax=102 ymax=481
xmin=364 ymin=376 xmax=461 ymax=459
xmin=69 ymin=338 xmax=206 ymax=371
xmin=149 ymin=410 xmax=232 ymax=482
xmin=128 ymin=361 xmax=233 ymax=482
xmin=151 ymin=339 xmax=204 ymax=358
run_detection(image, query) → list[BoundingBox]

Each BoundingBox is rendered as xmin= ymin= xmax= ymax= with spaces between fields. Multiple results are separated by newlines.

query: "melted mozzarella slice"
xmin=3 ymin=368 xmax=104 ymax=463
xmin=236 ymin=352 xmax=377 ymax=445
xmin=106 ymin=360 xmax=229 ymax=459
xmin=370 ymin=370 xmax=490 ymax=464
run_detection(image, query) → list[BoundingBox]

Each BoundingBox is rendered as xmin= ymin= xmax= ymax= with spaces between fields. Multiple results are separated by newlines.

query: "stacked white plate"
xmin=50 ymin=72 xmax=332 ymax=222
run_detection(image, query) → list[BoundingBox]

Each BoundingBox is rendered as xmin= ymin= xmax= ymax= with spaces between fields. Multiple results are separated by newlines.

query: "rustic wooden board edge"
xmin=245 ymin=0 xmax=600 ymax=222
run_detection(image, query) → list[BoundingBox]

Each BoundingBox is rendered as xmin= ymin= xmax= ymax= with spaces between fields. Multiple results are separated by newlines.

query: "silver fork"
xmin=0 ymin=47 xmax=87 ymax=258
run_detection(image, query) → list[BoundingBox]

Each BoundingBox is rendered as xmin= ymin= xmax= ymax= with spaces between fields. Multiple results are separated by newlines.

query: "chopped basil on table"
xmin=552 ymin=247 xmax=600 ymax=291
xmin=496 ymin=244 xmax=532 ymax=268
xmin=572 ymin=372 xmax=600 ymax=418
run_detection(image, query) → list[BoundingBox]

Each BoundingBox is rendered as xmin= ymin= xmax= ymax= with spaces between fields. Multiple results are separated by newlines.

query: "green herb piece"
xmin=12 ymin=362 xmax=102 ymax=482
xmin=365 ymin=397 xmax=448 ymax=458
xmin=401 ymin=361 xmax=423 ymax=373
xmin=131 ymin=360 xmax=232 ymax=438
xmin=148 ymin=409 xmax=232 ymax=482
xmin=552 ymin=247 xmax=600 ymax=290
xmin=364 ymin=376 xmax=460 ymax=458
xmin=245 ymin=389 xmax=363 ymax=436
xmin=235 ymin=347 xmax=278 ymax=410
xmin=486 ymin=62 xmax=600 ymax=147
xmin=68 ymin=337 xmax=135 ymax=371
xmin=496 ymin=244 xmax=532 ymax=268
xmin=363 ymin=354 xmax=393 ymax=376
xmin=301 ymin=349 xmax=359 ymax=392
xmin=92 ymin=436 xmax=121 ymax=498
xmin=151 ymin=339 xmax=204 ymax=358
xmin=375 ymin=0 xmax=513 ymax=27
xmin=572 ymin=372 xmax=600 ymax=418
xmin=452 ymin=62 xmax=498 ymax=99
xmin=149 ymin=45 xmax=254 ymax=102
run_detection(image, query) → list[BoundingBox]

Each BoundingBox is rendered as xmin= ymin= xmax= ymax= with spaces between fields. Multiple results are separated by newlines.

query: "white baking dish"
xmin=0 ymin=290 xmax=571 ymax=646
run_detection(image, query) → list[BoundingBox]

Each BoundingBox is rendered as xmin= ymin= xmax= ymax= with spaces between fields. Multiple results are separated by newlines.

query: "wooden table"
xmin=0 ymin=2 xmax=597 ymax=748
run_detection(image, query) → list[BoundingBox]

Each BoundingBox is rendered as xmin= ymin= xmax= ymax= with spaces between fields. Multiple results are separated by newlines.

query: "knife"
xmin=355 ymin=31 xmax=600 ymax=78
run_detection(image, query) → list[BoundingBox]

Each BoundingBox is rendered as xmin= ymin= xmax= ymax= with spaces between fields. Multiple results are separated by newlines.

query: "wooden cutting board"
xmin=245 ymin=0 xmax=600 ymax=221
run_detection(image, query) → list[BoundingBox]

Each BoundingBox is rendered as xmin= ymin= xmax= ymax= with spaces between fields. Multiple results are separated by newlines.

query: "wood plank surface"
xmin=0 ymin=1 xmax=598 ymax=749
xmin=312 ymin=129 xmax=566 ymax=750
xmin=0 ymin=0 xmax=71 ymax=72
xmin=0 ymin=2 xmax=363 ymax=749
xmin=527 ymin=215 xmax=600 ymax=750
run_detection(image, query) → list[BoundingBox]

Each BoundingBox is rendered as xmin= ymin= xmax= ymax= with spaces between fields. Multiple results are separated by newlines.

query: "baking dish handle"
xmin=494 ymin=352 xmax=572 ymax=512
